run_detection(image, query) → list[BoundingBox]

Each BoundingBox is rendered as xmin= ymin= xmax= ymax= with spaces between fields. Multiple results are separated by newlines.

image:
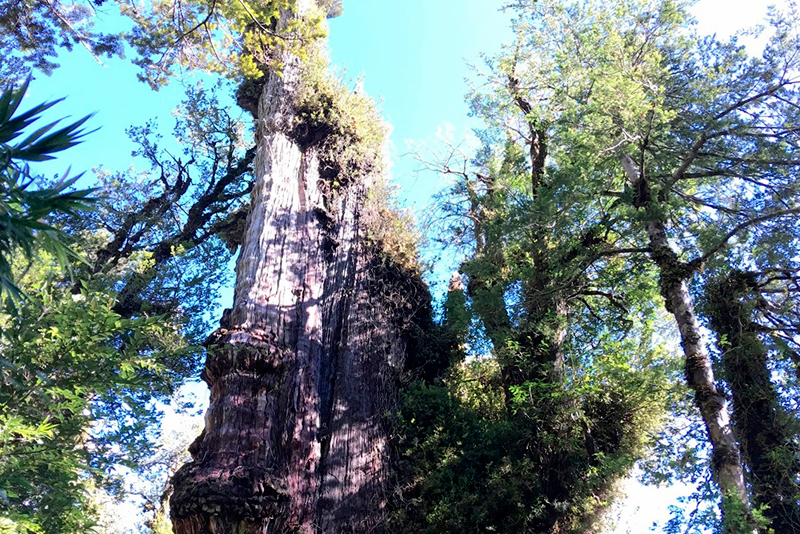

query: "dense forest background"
xmin=0 ymin=0 xmax=799 ymax=533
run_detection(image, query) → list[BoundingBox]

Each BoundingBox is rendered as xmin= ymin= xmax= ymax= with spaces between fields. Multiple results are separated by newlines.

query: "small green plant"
xmin=292 ymin=52 xmax=389 ymax=188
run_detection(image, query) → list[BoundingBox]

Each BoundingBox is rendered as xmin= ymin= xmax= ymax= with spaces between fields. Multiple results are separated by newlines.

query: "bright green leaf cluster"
xmin=121 ymin=0 xmax=331 ymax=88
xmin=0 ymin=278 xmax=191 ymax=533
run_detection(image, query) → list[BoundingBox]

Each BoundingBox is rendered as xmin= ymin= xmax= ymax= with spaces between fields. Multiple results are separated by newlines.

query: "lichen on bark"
xmin=704 ymin=272 xmax=800 ymax=534
xmin=621 ymin=154 xmax=753 ymax=530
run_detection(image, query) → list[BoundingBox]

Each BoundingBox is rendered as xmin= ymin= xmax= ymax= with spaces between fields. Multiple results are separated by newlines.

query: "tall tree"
xmin=167 ymin=2 xmax=431 ymax=533
xmin=392 ymin=12 xmax=677 ymax=529
xmin=394 ymin=121 xmax=672 ymax=532
xmin=3 ymin=1 xmax=430 ymax=531
xmin=704 ymin=270 xmax=800 ymax=534
xmin=614 ymin=4 xmax=800 ymax=529
xmin=458 ymin=0 xmax=800 ymax=530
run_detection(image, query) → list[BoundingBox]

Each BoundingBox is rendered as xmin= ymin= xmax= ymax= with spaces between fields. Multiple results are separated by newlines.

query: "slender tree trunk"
xmin=705 ymin=272 xmax=800 ymax=534
xmin=461 ymin=99 xmax=574 ymax=532
xmin=621 ymin=155 xmax=753 ymax=531
xmin=169 ymin=4 xmax=419 ymax=532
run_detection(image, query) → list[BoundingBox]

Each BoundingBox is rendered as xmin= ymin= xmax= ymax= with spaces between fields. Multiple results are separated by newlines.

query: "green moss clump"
xmin=291 ymin=53 xmax=389 ymax=188
xmin=235 ymin=76 xmax=266 ymax=117
xmin=290 ymin=50 xmax=424 ymax=277
xmin=362 ymin=177 xmax=423 ymax=273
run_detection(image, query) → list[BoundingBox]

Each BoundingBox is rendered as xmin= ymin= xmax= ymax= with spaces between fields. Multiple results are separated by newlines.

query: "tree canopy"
xmin=1 ymin=1 xmax=799 ymax=533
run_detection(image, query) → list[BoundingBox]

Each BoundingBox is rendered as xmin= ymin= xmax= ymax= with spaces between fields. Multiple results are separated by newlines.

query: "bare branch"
xmin=578 ymin=290 xmax=629 ymax=314
xmin=671 ymin=189 xmax=742 ymax=215
xmin=40 ymin=0 xmax=104 ymax=64
xmin=698 ymin=208 xmax=800 ymax=264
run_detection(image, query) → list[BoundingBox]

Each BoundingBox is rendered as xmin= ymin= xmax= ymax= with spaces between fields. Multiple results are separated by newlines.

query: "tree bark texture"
xmin=170 ymin=6 xmax=419 ymax=532
xmin=621 ymin=155 xmax=752 ymax=522
xmin=705 ymin=272 xmax=800 ymax=534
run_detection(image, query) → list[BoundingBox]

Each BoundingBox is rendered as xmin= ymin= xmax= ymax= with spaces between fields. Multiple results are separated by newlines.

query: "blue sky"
xmin=330 ymin=0 xmax=511 ymax=146
xmin=26 ymin=0 xmax=512 ymax=205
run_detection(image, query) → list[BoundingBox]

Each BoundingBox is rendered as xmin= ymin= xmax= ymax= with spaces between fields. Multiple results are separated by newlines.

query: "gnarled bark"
xmin=170 ymin=4 xmax=423 ymax=532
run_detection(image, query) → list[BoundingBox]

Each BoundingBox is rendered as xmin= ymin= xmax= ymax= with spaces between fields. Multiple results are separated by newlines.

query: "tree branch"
xmin=698 ymin=208 xmax=800 ymax=264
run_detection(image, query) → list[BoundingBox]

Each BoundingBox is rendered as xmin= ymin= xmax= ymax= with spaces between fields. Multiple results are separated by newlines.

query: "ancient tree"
xmin=169 ymin=1 xmax=428 ymax=532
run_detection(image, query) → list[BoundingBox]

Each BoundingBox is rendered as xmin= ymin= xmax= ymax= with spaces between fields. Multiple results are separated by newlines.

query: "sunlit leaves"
xmin=0 ymin=78 xmax=241 ymax=533
xmin=121 ymin=0 xmax=330 ymax=87
xmin=0 ymin=276 xmax=191 ymax=533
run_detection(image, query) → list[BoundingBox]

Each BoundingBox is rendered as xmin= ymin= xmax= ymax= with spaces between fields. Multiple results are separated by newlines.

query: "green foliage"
xmin=0 ymin=78 xmax=95 ymax=300
xmin=410 ymin=1 xmax=730 ymax=531
xmin=391 ymin=343 xmax=672 ymax=533
xmin=363 ymin=176 xmax=422 ymax=273
xmin=701 ymin=271 xmax=800 ymax=533
xmin=390 ymin=374 xmax=520 ymax=533
xmin=0 ymin=268 xmax=192 ymax=533
xmin=293 ymin=54 xmax=389 ymax=187
xmin=0 ymin=0 xmax=122 ymax=84
xmin=721 ymin=491 xmax=765 ymax=534
xmin=122 ymin=0 xmax=330 ymax=87
xmin=1 ymin=0 xmax=330 ymax=86
xmin=0 ymin=80 xmax=239 ymax=534
xmin=448 ymin=0 xmax=800 ymax=530
xmin=442 ymin=277 xmax=470 ymax=353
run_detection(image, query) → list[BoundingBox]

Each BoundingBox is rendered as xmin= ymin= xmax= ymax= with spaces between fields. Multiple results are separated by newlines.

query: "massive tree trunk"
xmin=705 ymin=272 xmax=800 ymax=534
xmin=621 ymin=155 xmax=753 ymax=530
xmin=169 ymin=4 xmax=421 ymax=532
